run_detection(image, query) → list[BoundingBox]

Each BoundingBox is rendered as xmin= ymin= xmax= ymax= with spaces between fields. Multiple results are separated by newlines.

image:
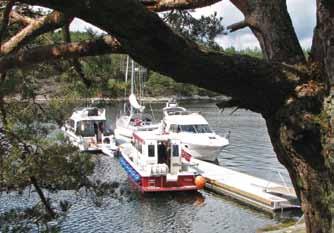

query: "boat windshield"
xmin=76 ymin=120 xmax=107 ymax=137
xmin=194 ymin=124 xmax=212 ymax=133
xmin=165 ymin=107 xmax=186 ymax=115
xmin=179 ymin=124 xmax=212 ymax=134
xmin=77 ymin=121 xmax=95 ymax=137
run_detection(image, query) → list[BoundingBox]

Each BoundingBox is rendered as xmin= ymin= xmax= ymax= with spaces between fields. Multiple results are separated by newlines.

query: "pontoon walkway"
xmin=190 ymin=159 xmax=300 ymax=213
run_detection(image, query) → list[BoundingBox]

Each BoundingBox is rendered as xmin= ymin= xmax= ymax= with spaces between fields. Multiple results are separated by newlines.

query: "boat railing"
xmin=264 ymin=170 xmax=296 ymax=198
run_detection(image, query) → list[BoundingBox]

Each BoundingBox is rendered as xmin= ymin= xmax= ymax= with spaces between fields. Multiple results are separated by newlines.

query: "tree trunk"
xmin=266 ymin=85 xmax=334 ymax=233
xmin=312 ymin=0 xmax=334 ymax=87
xmin=231 ymin=0 xmax=305 ymax=64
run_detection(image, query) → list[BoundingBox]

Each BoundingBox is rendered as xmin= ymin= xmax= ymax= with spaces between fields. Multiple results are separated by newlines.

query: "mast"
xmin=130 ymin=58 xmax=135 ymax=116
xmin=123 ymin=55 xmax=129 ymax=113
xmin=125 ymin=55 xmax=129 ymax=83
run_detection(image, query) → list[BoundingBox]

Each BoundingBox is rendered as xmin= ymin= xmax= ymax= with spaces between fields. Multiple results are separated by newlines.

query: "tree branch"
xmin=62 ymin=23 xmax=92 ymax=87
xmin=10 ymin=10 xmax=35 ymax=25
xmin=30 ymin=176 xmax=56 ymax=218
xmin=0 ymin=35 xmax=124 ymax=72
xmin=1 ymin=10 xmax=72 ymax=55
xmin=12 ymin=0 xmax=303 ymax=116
xmin=311 ymin=0 xmax=334 ymax=88
xmin=227 ymin=20 xmax=248 ymax=33
xmin=0 ymin=0 xmax=15 ymax=45
xmin=142 ymin=0 xmax=222 ymax=12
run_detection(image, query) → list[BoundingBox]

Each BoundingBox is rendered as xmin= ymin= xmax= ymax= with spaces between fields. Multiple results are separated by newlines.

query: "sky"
xmin=70 ymin=0 xmax=316 ymax=50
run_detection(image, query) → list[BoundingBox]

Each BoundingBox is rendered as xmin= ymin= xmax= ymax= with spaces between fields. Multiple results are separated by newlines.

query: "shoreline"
xmin=6 ymin=95 xmax=229 ymax=104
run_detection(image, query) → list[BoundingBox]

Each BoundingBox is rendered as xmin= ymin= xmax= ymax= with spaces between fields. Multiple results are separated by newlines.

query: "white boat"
xmin=62 ymin=107 xmax=118 ymax=156
xmin=115 ymin=57 xmax=159 ymax=144
xmin=115 ymin=112 xmax=159 ymax=144
xmin=160 ymin=100 xmax=230 ymax=162
xmin=119 ymin=131 xmax=205 ymax=192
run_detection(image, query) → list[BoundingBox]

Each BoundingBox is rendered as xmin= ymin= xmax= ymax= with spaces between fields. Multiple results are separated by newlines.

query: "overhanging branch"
xmin=142 ymin=0 xmax=222 ymax=12
xmin=0 ymin=0 xmax=15 ymax=48
xmin=10 ymin=11 xmax=36 ymax=25
xmin=227 ymin=20 xmax=248 ymax=33
xmin=13 ymin=0 xmax=303 ymax=115
xmin=0 ymin=36 xmax=124 ymax=72
xmin=1 ymin=10 xmax=72 ymax=55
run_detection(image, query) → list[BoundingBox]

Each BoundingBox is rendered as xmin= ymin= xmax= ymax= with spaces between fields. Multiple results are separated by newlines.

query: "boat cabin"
xmin=64 ymin=107 xmax=113 ymax=150
xmin=163 ymin=113 xmax=213 ymax=134
xmin=132 ymin=132 xmax=182 ymax=176
xmin=119 ymin=131 xmax=198 ymax=192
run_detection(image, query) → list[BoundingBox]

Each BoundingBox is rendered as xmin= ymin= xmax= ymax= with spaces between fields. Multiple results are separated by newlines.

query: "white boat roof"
xmin=162 ymin=106 xmax=187 ymax=116
xmin=70 ymin=107 xmax=106 ymax=121
xmin=164 ymin=112 xmax=209 ymax=125
xmin=133 ymin=131 xmax=178 ymax=142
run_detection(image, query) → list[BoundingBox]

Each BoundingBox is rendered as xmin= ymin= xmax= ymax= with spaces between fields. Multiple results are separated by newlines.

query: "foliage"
xmin=145 ymin=71 xmax=217 ymax=97
xmin=224 ymin=47 xmax=263 ymax=59
xmin=0 ymin=99 xmax=95 ymax=191
xmin=163 ymin=10 xmax=225 ymax=50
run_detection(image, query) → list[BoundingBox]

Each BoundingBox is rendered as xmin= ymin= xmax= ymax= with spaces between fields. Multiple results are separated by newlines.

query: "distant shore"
xmin=7 ymin=95 xmax=230 ymax=104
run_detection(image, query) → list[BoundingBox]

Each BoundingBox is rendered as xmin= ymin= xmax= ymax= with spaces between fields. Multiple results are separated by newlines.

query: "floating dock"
xmin=189 ymin=159 xmax=300 ymax=213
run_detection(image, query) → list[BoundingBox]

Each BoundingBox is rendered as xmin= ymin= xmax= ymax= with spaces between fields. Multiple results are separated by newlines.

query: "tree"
xmin=0 ymin=0 xmax=333 ymax=232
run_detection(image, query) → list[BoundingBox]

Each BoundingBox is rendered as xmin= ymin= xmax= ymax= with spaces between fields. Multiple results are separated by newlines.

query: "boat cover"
xmin=129 ymin=94 xmax=145 ymax=112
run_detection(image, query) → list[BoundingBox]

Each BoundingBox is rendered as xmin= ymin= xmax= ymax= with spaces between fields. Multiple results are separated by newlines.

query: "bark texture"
xmin=0 ymin=35 xmax=123 ymax=71
xmin=230 ymin=0 xmax=305 ymax=64
xmin=142 ymin=0 xmax=221 ymax=12
xmin=1 ymin=11 xmax=71 ymax=55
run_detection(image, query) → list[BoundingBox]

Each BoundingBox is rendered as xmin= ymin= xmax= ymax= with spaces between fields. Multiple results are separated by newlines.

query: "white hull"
xmin=182 ymin=143 xmax=225 ymax=161
xmin=114 ymin=127 xmax=132 ymax=144
xmin=62 ymin=128 xmax=117 ymax=157
xmin=161 ymin=101 xmax=230 ymax=162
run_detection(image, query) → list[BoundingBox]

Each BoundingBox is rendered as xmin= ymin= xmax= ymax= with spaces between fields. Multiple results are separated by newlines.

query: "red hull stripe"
xmin=121 ymin=154 xmax=197 ymax=192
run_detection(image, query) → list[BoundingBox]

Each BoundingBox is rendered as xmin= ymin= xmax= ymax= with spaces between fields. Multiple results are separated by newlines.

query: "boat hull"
xmin=62 ymin=128 xmax=117 ymax=156
xmin=182 ymin=143 xmax=226 ymax=162
xmin=119 ymin=152 xmax=197 ymax=193
xmin=114 ymin=127 xmax=132 ymax=144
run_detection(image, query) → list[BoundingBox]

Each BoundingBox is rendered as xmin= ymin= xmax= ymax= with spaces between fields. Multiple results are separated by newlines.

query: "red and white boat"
xmin=119 ymin=131 xmax=205 ymax=192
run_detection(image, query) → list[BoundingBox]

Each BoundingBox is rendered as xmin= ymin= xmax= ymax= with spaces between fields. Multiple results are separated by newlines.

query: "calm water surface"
xmin=0 ymin=101 xmax=295 ymax=233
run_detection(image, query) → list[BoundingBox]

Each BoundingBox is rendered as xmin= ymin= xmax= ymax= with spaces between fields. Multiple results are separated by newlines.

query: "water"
xmin=0 ymin=101 xmax=294 ymax=233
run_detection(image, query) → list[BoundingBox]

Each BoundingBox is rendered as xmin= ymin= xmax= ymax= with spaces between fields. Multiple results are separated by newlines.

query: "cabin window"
xmin=169 ymin=124 xmax=177 ymax=133
xmin=76 ymin=122 xmax=81 ymax=134
xmin=148 ymin=145 xmax=155 ymax=157
xmin=67 ymin=119 xmax=75 ymax=131
xmin=80 ymin=121 xmax=96 ymax=137
xmin=194 ymin=124 xmax=212 ymax=133
xmin=180 ymin=125 xmax=196 ymax=133
xmin=178 ymin=124 xmax=213 ymax=133
xmin=172 ymin=145 xmax=179 ymax=157
xmin=87 ymin=108 xmax=99 ymax=116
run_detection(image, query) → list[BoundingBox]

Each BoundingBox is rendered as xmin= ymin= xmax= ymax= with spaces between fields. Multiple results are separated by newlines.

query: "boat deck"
xmin=190 ymin=159 xmax=300 ymax=213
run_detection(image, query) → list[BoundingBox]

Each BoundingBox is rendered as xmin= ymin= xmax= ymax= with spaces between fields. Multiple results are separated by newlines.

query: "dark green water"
xmin=0 ymin=101 xmax=297 ymax=232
